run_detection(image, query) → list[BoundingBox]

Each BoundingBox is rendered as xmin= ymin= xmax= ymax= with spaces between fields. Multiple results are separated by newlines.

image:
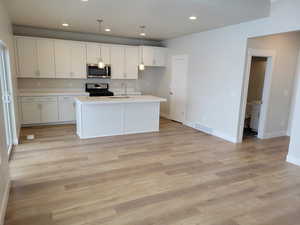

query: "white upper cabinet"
xmin=125 ymin=46 xmax=139 ymax=79
xmin=86 ymin=43 xmax=110 ymax=65
xmin=140 ymin=46 xmax=167 ymax=67
xmin=15 ymin=36 xmax=165 ymax=80
xmin=111 ymin=46 xmax=125 ymax=79
xmin=54 ymin=40 xmax=72 ymax=78
xmin=111 ymin=46 xmax=139 ymax=80
xmin=37 ymin=39 xmax=55 ymax=78
xmin=153 ymin=47 xmax=166 ymax=67
xmin=55 ymin=40 xmax=86 ymax=79
xmin=70 ymin=42 xmax=87 ymax=79
xmin=16 ymin=37 xmax=39 ymax=77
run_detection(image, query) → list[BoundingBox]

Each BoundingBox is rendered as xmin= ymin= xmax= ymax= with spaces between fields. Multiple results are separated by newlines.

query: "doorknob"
xmin=169 ymin=91 xmax=174 ymax=95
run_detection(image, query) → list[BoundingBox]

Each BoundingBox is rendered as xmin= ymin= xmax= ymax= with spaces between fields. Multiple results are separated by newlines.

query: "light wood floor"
xmin=5 ymin=119 xmax=300 ymax=225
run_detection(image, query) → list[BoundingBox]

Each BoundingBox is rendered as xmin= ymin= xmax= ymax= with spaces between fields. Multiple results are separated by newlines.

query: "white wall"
xmin=287 ymin=50 xmax=300 ymax=166
xmin=248 ymin=33 xmax=300 ymax=138
xmin=163 ymin=0 xmax=300 ymax=142
xmin=0 ymin=0 xmax=17 ymax=223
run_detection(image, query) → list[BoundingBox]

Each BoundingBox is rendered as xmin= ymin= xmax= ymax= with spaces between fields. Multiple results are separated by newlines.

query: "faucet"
xmin=121 ymin=81 xmax=128 ymax=96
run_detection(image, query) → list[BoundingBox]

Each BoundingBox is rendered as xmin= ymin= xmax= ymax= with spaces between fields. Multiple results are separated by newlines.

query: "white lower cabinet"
xmin=21 ymin=101 xmax=41 ymax=124
xmin=20 ymin=95 xmax=81 ymax=125
xmin=41 ymin=101 xmax=59 ymax=123
xmin=59 ymin=96 xmax=76 ymax=122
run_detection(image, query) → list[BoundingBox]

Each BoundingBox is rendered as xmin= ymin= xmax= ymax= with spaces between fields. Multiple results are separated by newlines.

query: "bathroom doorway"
xmin=244 ymin=56 xmax=267 ymax=138
xmin=238 ymin=48 xmax=276 ymax=142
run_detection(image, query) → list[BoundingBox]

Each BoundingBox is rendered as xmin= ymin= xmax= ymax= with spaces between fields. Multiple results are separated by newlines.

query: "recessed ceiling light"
xmin=81 ymin=0 xmax=88 ymax=2
xmin=140 ymin=32 xmax=146 ymax=36
xmin=62 ymin=23 xmax=70 ymax=27
xmin=105 ymin=28 xmax=111 ymax=32
xmin=189 ymin=16 xmax=197 ymax=20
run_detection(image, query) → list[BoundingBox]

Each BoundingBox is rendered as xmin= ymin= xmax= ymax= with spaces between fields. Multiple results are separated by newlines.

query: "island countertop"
xmin=75 ymin=95 xmax=167 ymax=104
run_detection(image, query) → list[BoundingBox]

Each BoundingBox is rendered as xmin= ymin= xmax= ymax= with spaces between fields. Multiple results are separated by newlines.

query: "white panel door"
xmin=16 ymin=37 xmax=38 ymax=77
xmin=125 ymin=47 xmax=138 ymax=79
xmin=170 ymin=55 xmax=188 ymax=123
xmin=86 ymin=43 xmax=100 ymax=64
xmin=54 ymin=40 xmax=72 ymax=78
xmin=111 ymin=46 xmax=125 ymax=79
xmin=154 ymin=47 xmax=166 ymax=67
xmin=41 ymin=101 xmax=59 ymax=123
xmin=101 ymin=45 xmax=111 ymax=65
xmin=21 ymin=102 xmax=41 ymax=124
xmin=59 ymin=96 xmax=76 ymax=122
xmin=71 ymin=43 xmax=87 ymax=79
xmin=37 ymin=39 xmax=55 ymax=78
xmin=141 ymin=46 xmax=154 ymax=67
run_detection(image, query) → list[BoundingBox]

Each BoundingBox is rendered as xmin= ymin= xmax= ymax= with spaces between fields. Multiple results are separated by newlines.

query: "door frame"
xmin=237 ymin=48 xmax=276 ymax=143
xmin=0 ymin=40 xmax=18 ymax=154
xmin=169 ymin=54 xmax=189 ymax=123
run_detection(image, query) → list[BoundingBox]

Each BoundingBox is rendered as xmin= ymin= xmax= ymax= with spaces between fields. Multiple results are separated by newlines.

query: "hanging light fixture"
xmin=139 ymin=26 xmax=146 ymax=71
xmin=97 ymin=19 xmax=105 ymax=69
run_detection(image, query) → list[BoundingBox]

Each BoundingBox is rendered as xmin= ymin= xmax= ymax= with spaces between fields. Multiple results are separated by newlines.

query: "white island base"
xmin=75 ymin=95 xmax=166 ymax=139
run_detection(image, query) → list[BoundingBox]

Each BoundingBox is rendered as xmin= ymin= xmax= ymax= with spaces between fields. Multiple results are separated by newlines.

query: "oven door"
xmin=87 ymin=65 xmax=111 ymax=78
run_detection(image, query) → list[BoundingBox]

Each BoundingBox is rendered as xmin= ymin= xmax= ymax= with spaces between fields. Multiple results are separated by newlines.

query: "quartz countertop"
xmin=75 ymin=95 xmax=167 ymax=104
xmin=18 ymin=89 xmax=89 ymax=97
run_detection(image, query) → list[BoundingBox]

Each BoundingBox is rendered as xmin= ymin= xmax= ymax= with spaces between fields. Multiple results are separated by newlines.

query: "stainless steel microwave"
xmin=87 ymin=64 xmax=111 ymax=79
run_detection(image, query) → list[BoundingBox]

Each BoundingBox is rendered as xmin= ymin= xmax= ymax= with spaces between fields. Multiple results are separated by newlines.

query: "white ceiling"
xmin=5 ymin=0 xmax=271 ymax=41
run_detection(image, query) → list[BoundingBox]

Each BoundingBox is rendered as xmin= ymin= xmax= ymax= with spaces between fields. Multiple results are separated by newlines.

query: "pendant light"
xmin=97 ymin=19 xmax=105 ymax=69
xmin=139 ymin=26 xmax=146 ymax=71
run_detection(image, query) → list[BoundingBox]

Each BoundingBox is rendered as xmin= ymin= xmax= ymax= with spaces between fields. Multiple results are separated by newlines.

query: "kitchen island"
xmin=75 ymin=95 xmax=167 ymax=139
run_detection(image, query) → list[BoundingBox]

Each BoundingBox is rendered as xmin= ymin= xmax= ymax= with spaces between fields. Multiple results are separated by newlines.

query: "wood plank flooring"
xmin=5 ymin=119 xmax=300 ymax=225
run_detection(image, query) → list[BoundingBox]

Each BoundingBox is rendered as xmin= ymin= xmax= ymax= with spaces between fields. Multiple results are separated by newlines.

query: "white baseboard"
xmin=287 ymin=154 xmax=300 ymax=167
xmin=184 ymin=121 xmax=238 ymax=143
xmin=160 ymin=113 xmax=170 ymax=120
xmin=0 ymin=180 xmax=10 ymax=225
xmin=259 ymin=130 xmax=287 ymax=139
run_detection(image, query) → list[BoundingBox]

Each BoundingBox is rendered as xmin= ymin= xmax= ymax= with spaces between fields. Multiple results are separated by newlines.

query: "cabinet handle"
xmin=153 ymin=59 xmax=156 ymax=65
xmin=73 ymin=102 xmax=76 ymax=108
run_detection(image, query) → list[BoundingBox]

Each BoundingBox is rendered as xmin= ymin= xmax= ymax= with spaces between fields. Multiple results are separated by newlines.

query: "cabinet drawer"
xmin=21 ymin=96 xmax=57 ymax=102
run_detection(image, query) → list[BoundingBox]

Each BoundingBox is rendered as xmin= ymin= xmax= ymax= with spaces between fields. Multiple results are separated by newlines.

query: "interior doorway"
xmin=238 ymin=49 xmax=276 ymax=142
xmin=244 ymin=56 xmax=267 ymax=138
xmin=0 ymin=43 xmax=14 ymax=155
xmin=169 ymin=55 xmax=188 ymax=123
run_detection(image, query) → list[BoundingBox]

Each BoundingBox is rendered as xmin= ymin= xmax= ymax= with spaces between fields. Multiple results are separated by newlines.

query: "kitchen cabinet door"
xmin=153 ymin=47 xmax=166 ymax=67
xmin=86 ymin=44 xmax=110 ymax=66
xmin=125 ymin=47 xmax=139 ymax=79
xmin=41 ymin=101 xmax=59 ymax=123
xmin=141 ymin=46 xmax=154 ymax=67
xmin=71 ymin=43 xmax=87 ymax=79
xmin=54 ymin=40 xmax=72 ymax=78
xmin=21 ymin=102 xmax=41 ymax=124
xmin=37 ymin=39 xmax=55 ymax=78
xmin=86 ymin=43 xmax=100 ymax=64
xmin=101 ymin=45 xmax=111 ymax=65
xmin=111 ymin=46 xmax=125 ymax=79
xmin=59 ymin=96 xmax=76 ymax=122
xmin=16 ymin=37 xmax=38 ymax=78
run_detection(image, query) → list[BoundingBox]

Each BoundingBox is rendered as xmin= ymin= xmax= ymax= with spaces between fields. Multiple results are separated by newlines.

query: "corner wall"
xmin=164 ymin=0 xmax=300 ymax=142
xmin=247 ymin=33 xmax=300 ymax=138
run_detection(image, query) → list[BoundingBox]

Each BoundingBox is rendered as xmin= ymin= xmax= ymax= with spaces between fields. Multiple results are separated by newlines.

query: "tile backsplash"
xmin=17 ymin=67 xmax=165 ymax=95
